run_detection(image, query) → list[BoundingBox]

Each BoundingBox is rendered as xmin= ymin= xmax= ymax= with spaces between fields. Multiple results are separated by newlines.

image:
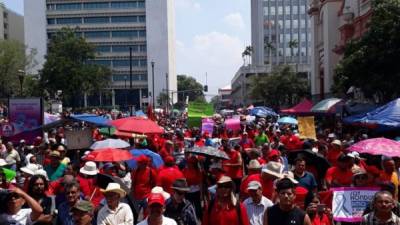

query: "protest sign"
xmin=187 ymin=102 xmax=214 ymax=128
xmin=298 ymin=116 xmax=316 ymax=140
xmin=332 ymin=187 xmax=379 ymax=222
xmin=201 ymin=118 xmax=214 ymax=135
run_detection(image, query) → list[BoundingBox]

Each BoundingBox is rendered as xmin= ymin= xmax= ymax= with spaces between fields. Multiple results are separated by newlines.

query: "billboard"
xmin=5 ymin=98 xmax=43 ymax=144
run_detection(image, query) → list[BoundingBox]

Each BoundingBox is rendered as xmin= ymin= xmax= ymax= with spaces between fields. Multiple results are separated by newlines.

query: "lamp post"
xmin=17 ymin=69 xmax=25 ymax=96
xmin=124 ymin=75 xmax=128 ymax=109
xmin=151 ymin=61 xmax=155 ymax=110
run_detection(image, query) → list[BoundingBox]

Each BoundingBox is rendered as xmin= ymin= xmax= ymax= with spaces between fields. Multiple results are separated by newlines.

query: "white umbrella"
xmin=90 ymin=139 xmax=130 ymax=150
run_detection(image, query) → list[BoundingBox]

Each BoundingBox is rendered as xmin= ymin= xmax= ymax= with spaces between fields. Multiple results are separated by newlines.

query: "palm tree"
xmin=242 ymin=46 xmax=253 ymax=65
xmin=264 ymin=38 xmax=275 ymax=64
xmin=288 ymin=39 xmax=298 ymax=61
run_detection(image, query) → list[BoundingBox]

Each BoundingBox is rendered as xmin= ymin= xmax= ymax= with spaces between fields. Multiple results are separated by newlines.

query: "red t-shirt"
xmin=280 ymin=134 xmax=303 ymax=150
xmin=326 ymin=149 xmax=342 ymax=166
xmin=183 ymin=167 xmax=203 ymax=186
xmin=77 ymin=175 xmax=104 ymax=207
xmin=131 ymin=167 xmax=157 ymax=199
xmin=325 ymin=167 xmax=353 ymax=187
xmin=223 ymin=150 xmax=243 ymax=179
xmin=240 ymin=174 xmax=261 ymax=199
xmin=156 ymin=166 xmax=184 ymax=194
xmin=311 ymin=214 xmax=332 ymax=225
xmin=202 ymin=201 xmax=250 ymax=225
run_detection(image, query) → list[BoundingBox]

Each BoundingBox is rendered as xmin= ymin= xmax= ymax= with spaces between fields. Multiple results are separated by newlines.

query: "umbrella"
xmin=87 ymin=148 xmax=134 ymax=162
xmin=287 ymin=149 xmax=331 ymax=178
xmin=277 ymin=117 xmax=298 ymax=125
xmin=250 ymin=106 xmax=278 ymax=117
xmin=348 ymin=138 xmax=400 ymax=157
xmin=110 ymin=117 xmax=164 ymax=134
xmin=126 ymin=149 xmax=164 ymax=169
xmin=185 ymin=146 xmax=230 ymax=160
xmin=90 ymin=139 xmax=130 ymax=149
xmin=310 ymin=98 xmax=342 ymax=113
xmin=99 ymin=127 xmax=116 ymax=136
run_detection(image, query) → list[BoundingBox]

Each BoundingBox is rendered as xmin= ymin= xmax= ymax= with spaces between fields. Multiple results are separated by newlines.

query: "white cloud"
xmin=176 ymin=32 xmax=244 ymax=96
xmin=222 ymin=13 xmax=245 ymax=30
xmin=175 ymin=0 xmax=201 ymax=11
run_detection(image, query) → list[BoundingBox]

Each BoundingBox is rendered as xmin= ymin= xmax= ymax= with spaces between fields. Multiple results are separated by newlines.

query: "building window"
xmin=285 ymin=6 xmax=290 ymax=15
xmin=83 ymin=2 xmax=109 ymax=9
xmin=112 ymin=45 xmax=138 ymax=52
xmin=138 ymin=1 xmax=145 ymax=8
xmin=91 ymin=60 xmax=112 ymax=66
xmin=139 ymin=59 xmax=147 ymax=67
xmin=113 ymin=74 xmax=140 ymax=81
xmin=84 ymin=31 xmax=110 ymax=38
xmin=112 ymin=30 xmax=139 ymax=38
xmin=278 ymin=6 xmax=283 ymax=15
xmin=84 ymin=17 xmax=109 ymax=24
xmin=293 ymin=20 xmax=298 ymax=28
xmin=138 ymin=30 xmax=146 ymax=37
xmin=55 ymin=3 xmax=81 ymax=11
xmin=113 ymin=59 xmax=139 ymax=67
xmin=139 ymin=45 xmax=146 ymax=52
xmin=300 ymin=19 xmax=306 ymax=28
xmin=95 ymin=46 xmax=111 ymax=52
xmin=138 ymin=16 xmax=145 ymax=22
xmin=111 ymin=1 xmax=138 ymax=8
xmin=301 ymin=33 xmax=306 ymax=41
xmin=111 ymin=16 xmax=137 ymax=23
xmin=300 ymin=5 xmax=306 ymax=14
xmin=57 ymin=17 xmax=82 ymax=24
xmin=270 ymin=7 xmax=276 ymax=15
xmin=47 ymin=4 xmax=55 ymax=10
xmin=47 ymin=18 xmax=56 ymax=25
xmin=292 ymin=5 xmax=298 ymax=14
xmin=285 ymin=20 xmax=290 ymax=29
xmin=263 ymin=7 xmax=268 ymax=16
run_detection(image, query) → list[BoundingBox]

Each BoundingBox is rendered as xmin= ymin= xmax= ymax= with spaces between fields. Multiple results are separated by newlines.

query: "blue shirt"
xmin=57 ymin=201 xmax=74 ymax=225
xmin=294 ymin=171 xmax=317 ymax=191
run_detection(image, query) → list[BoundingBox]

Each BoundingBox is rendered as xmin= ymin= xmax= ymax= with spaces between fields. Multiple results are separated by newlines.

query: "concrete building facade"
xmin=0 ymin=3 xmax=24 ymax=43
xmin=309 ymin=0 xmax=371 ymax=100
xmin=24 ymin=0 xmax=176 ymax=109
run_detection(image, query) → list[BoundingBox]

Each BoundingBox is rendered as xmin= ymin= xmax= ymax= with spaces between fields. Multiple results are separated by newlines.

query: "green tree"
xmin=288 ymin=39 xmax=298 ymax=60
xmin=0 ymin=40 xmax=37 ymax=97
xmin=242 ymin=45 xmax=253 ymax=65
xmin=333 ymin=0 xmax=400 ymax=102
xmin=250 ymin=65 xmax=310 ymax=108
xmin=177 ymin=75 xmax=205 ymax=103
xmin=40 ymin=27 xmax=111 ymax=107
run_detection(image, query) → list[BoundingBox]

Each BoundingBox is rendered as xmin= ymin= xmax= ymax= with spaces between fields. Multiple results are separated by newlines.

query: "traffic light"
xmin=204 ymin=85 xmax=208 ymax=92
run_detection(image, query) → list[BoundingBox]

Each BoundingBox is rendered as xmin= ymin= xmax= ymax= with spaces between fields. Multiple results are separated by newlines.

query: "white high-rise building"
xmin=24 ymin=0 xmax=177 ymax=108
xmin=0 ymin=3 xmax=24 ymax=43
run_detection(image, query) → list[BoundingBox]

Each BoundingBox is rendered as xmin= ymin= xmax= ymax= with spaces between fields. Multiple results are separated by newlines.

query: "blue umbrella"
xmin=277 ymin=117 xmax=298 ymax=125
xmin=127 ymin=149 xmax=164 ymax=169
xmin=250 ymin=106 xmax=278 ymax=117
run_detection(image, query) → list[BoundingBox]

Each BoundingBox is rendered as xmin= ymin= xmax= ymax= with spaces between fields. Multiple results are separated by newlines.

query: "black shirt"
xmin=267 ymin=204 xmax=305 ymax=225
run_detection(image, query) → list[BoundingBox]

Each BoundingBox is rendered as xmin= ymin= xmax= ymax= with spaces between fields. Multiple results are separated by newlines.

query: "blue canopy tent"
xmin=70 ymin=114 xmax=111 ymax=127
xmin=343 ymin=98 xmax=400 ymax=130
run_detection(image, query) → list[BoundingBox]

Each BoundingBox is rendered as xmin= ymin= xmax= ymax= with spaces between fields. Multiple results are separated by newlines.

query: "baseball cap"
xmin=247 ymin=181 xmax=262 ymax=190
xmin=148 ymin=193 xmax=165 ymax=206
xmin=72 ymin=200 xmax=94 ymax=213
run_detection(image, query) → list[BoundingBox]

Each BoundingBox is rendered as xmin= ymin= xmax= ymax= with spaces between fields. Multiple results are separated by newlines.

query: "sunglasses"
xmin=217 ymin=183 xmax=233 ymax=189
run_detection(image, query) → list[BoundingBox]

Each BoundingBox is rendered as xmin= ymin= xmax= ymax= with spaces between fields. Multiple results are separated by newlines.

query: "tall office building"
xmin=251 ymin=0 xmax=311 ymax=72
xmin=0 ymin=3 xmax=24 ymax=43
xmin=24 ymin=0 xmax=176 ymax=108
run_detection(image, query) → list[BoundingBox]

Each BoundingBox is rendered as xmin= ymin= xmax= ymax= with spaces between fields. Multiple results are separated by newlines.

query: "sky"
xmin=3 ymin=0 xmax=251 ymax=97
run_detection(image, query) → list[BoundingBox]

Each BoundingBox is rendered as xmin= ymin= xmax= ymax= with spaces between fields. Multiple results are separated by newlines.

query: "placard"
xmin=298 ymin=116 xmax=316 ymax=140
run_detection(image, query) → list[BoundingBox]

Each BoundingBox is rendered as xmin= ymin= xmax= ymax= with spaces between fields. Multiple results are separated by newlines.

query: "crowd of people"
xmin=0 ymin=106 xmax=399 ymax=225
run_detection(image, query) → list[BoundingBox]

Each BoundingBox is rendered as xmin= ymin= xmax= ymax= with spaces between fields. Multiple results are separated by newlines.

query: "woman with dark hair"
xmin=305 ymin=192 xmax=332 ymax=225
xmin=27 ymin=174 xmax=54 ymax=225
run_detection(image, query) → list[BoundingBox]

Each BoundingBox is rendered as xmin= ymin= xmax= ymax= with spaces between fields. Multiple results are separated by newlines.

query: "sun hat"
xmin=79 ymin=161 xmax=99 ymax=176
xmin=248 ymin=160 xmax=262 ymax=170
xmin=281 ymin=171 xmax=299 ymax=184
xmin=100 ymin=183 xmax=126 ymax=198
xmin=247 ymin=181 xmax=262 ymax=190
xmin=172 ymin=178 xmax=190 ymax=192
xmin=148 ymin=193 xmax=165 ymax=206
xmin=72 ymin=200 xmax=94 ymax=213
xmin=217 ymin=175 xmax=233 ymax=184
xmin=34 ymin=169 xmax=49 ymax=181
xmin=331 ymin=139 xmax=342 ymax=146
xmin=151 ymin=186 xmax=170 ymax=200
xmin=20 ymin=164 xmax=39 ymax=176
xmin=261 ymin=161 xmax=284 ymax=178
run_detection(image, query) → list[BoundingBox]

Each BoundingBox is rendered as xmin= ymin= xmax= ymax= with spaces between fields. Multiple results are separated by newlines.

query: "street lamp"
xmin=151 ymin=61 xmax=155 ymax=110
xmin=124 ymin=75 xmax=128 ymax=108
xmin=17 ymin=69 xmax=25 ymax=96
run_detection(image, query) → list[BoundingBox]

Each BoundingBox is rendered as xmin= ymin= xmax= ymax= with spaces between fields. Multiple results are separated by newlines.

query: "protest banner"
xmin=7 ymin=98 xmax=43 ymax=144
xmin=187 ymin=102 xmax=214 ymax=128
xmin=298 ymin=116 xmax=317 ymax=140
xmin=332 ymin=187 xmax=379 ymax=222
xmin=201 ymin=118 xmax=214 ymax=135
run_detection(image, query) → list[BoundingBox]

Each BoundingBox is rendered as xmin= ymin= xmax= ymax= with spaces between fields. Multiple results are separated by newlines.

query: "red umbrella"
xmin=87 ymin=148 xmax=134 ymax=162
xmin=110 ymin=117 xmax=163 ymax=134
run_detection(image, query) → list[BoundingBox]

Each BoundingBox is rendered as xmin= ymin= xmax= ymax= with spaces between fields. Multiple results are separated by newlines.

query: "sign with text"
xmin=332 ymin=187 xmax=379 ymax=222
xmin=187 ymin=102 xmax=214 ymax=128
xmin=298 ymin=116 xmax=317 ymax=140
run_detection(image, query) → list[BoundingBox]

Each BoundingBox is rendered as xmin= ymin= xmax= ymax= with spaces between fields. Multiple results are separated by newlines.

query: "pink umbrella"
xmin=348 ymin=138 xmax=400 ymax=157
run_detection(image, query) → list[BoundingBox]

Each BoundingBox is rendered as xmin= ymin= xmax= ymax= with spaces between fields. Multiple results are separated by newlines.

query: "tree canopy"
xmin=0 ymin=40 xmax=37 ymax=98
xmin=250 ymin=65 xmax=309 ymax=108
xmin=333 ymin=0 xmax=400 ymax=102
xmin=177 ymin=75 xmax=205 ymax=103
xmin=40 ymin=27 xmax=111 ymax=107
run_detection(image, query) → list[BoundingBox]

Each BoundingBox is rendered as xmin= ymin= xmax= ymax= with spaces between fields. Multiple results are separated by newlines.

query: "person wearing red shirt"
xmin=131 ymin=155 xmax=157 ymax=221
xmin=221 ymin=139 xmax=243 ymax=192
xmin=280 ymin=129 xmax=303 ymax=150
xmin=182 ymin=156 xmax=203 ymax=219
xmin=156 ymin=156 xmax=184 ymax=194
xmin=326 ymin=140 xmax=342 ymax=166
xmin=194 ymin=136 xmax=205 ymax=147
xmin=159 ymin=140 xmax=174 ymax=161
xmin=324 ymin=154 xmax=354 ymax=188
xmin=260 ymin=161 xmax=285 ymax=200
xmin=202 ymin=176 xmax=250 ymax=225
xmin=238 ymin=132 xmax=255 ymax=150
xmin=240 ymin=159 xmax=262 ymax=200
xmin=76 ymin=161 xmax=103 ymax=207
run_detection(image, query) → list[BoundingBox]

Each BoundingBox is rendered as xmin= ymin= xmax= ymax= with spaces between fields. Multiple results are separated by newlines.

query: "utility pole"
xmin=166 ymin=73 xmax=169 ymax=114
xmin=151 ymin=61 xmax=155 ymax=110
xmin=129 ymin=47 xmax=133 ymax=89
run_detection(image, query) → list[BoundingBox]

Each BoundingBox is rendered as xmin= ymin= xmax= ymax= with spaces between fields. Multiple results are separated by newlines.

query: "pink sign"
xmin=225 ymin=118 xmax=241 ymax=131
xmin=201 ymin=118 xmax=214 ymax=135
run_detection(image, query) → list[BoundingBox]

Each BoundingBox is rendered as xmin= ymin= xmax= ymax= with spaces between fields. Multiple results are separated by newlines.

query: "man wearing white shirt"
xmin=138 ymin=193 xmax=177 ymax=225
xmin=97 ymin=183 xmax=134 ymax=225
xmin=243 ymin=181 xmax=273 ymax=225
